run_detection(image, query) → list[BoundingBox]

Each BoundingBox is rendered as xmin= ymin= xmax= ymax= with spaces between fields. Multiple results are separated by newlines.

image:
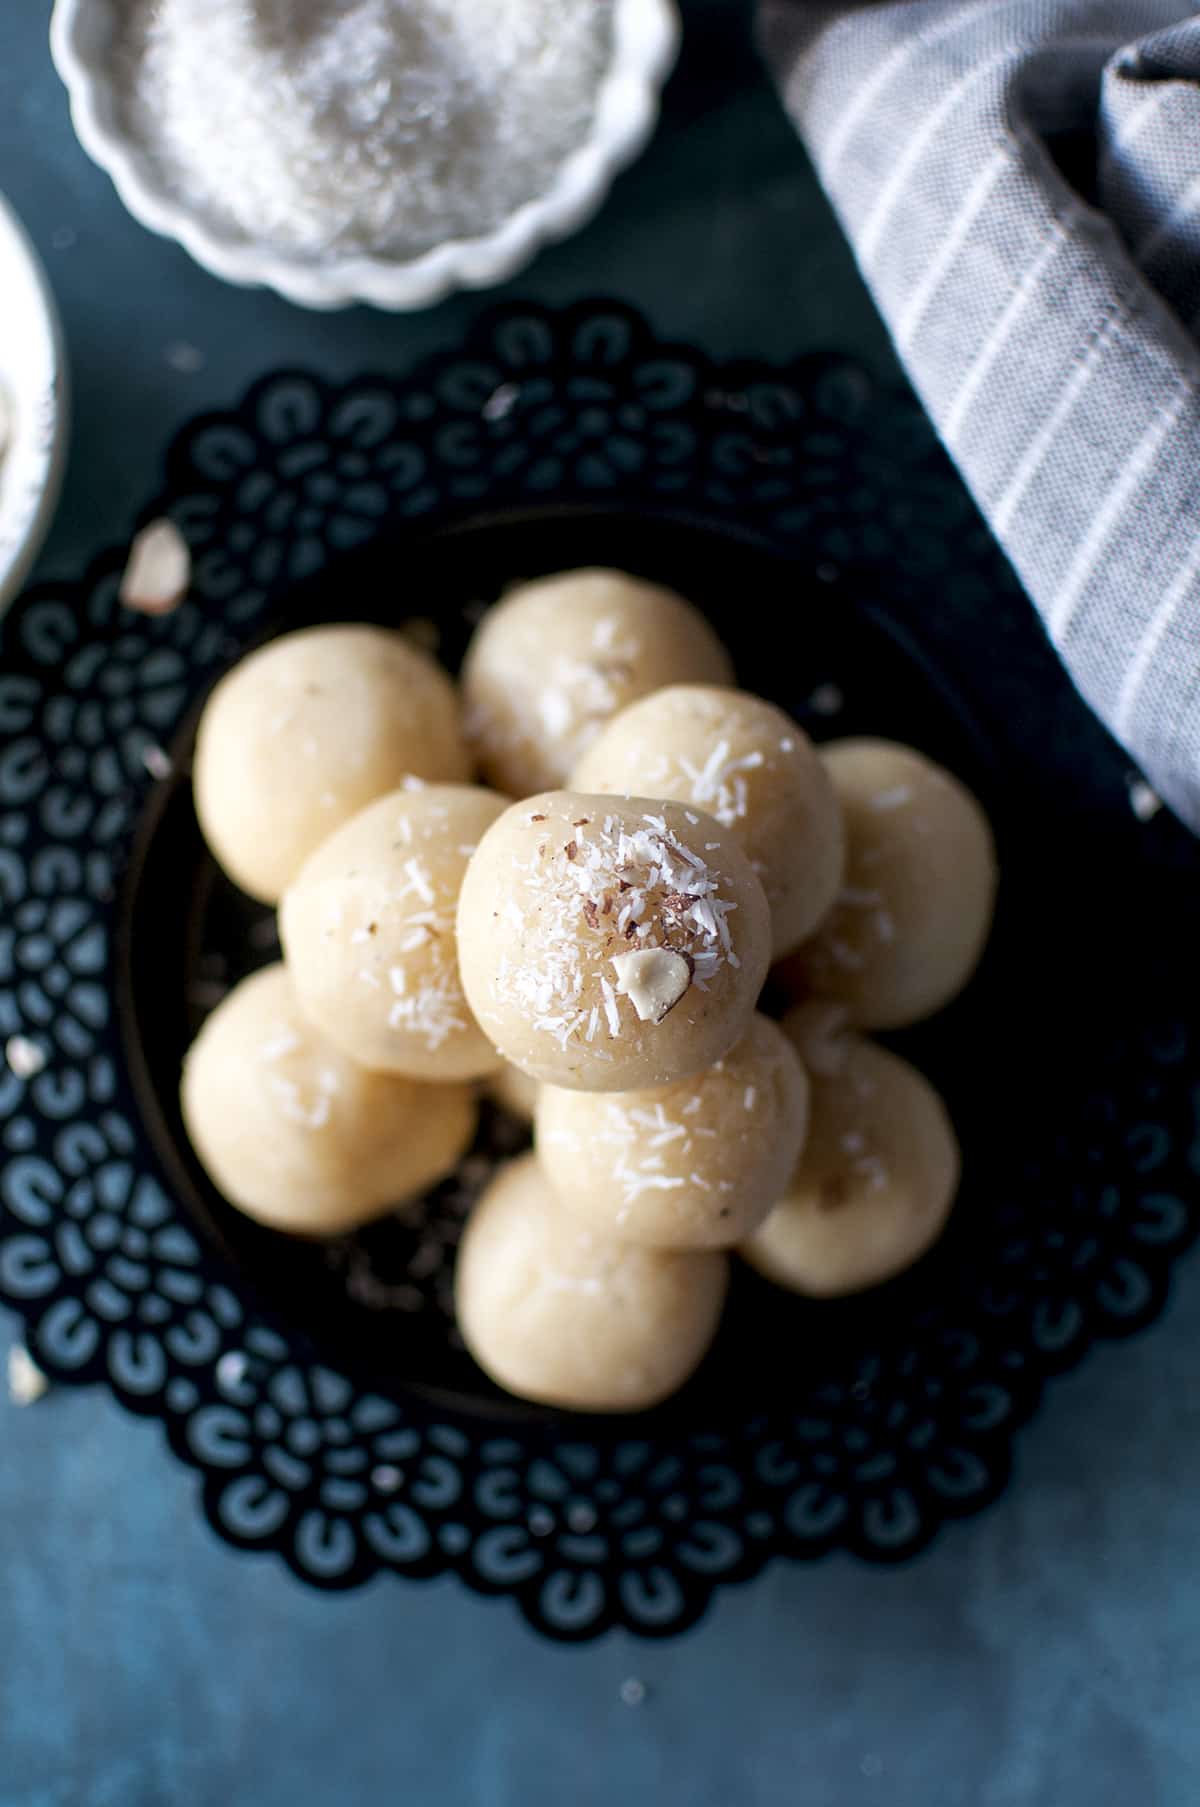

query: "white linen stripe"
xmin=990 ymin=305 xmax=1120 ymax=534
xmin=941 ymin=206 xmax=1079 ymax=448
xmin=820 ymin=0 xmax=990 ymax=179
xmin=1048 ymin=385 xmax=1191 ymax=640
xmin=895 ymin=146 xmax=1011 ymax=352
xmin=1098 ymin=80 xmax=1176 ymax=175
xmin=1133 ymin=170 xmax=1200 ymax=265
xmin=1115 ymin=528 xmax=1200 ymax=738
xmin=991 ymin=309 xmax=1121 ymax=538
xmin=857 ymin=50 xmax=1014 ymax=269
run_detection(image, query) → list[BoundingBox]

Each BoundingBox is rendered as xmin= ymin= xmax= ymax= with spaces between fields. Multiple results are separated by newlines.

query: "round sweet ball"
xmin=739 ymin=1003 xmax=960 ymax=1296
xmin=181 ymin=964 xmax=476 ymax=1235
xmin=456 ymin=791 xmax=772 ymax=1092
xmin=778 ymin=739 xmax=997 ymax=1029
xmin=461 ymin=568 xmax=734 ymax=798
xmin=194 ymin=624 xmax=470 ymax=903
xmin=280 ymin=785 xmax=507 ymax=1083
xmin=536 ymin=1013 xmax=810 ymax=1249
xmin=484 ymin=1062 xmax=539 ymax=1124
xmin=455 ymin=1154 xmax=728 ymax=1411
xmin=571 ymin=685 xmax=844 ymax=957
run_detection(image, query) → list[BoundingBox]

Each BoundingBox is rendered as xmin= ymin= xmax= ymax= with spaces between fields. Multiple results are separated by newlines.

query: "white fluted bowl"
xmin=0 ymin=194 xmax=68 ymax=616
xmin=50 ymin=0 xmax=680 ymax=312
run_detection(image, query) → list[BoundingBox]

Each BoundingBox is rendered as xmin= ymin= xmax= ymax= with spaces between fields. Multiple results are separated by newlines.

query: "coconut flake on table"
xmin=5 ymin=1035 xmax=46 ymax=1080
xmin=807 ymin=682 xmax=844 ymax=717
xmin=120 ymin=517 xmax=191 ymax=615
xmin=118 ymin=0 xmax=614 ymax=261
xmin=1128 ymin=777 xmax=1163 ymax=822
xmin=141 ymin=743 xmax=174 ymax=780
xmin=7 ymin=1344 xmax=49 ymax=1407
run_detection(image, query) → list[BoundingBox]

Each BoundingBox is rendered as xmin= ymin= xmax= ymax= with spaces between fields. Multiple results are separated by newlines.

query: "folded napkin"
xmin=760 ymin=0 xmax=1200 ymax=830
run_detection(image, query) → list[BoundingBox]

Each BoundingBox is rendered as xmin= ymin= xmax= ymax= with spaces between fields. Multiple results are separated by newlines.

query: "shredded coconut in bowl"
xmin=115 ymin=0 xmax=614 ymax=261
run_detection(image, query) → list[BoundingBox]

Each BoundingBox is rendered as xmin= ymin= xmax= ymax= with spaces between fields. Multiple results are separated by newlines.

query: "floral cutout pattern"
xmin=0 ymin=303 xmax=1197 ymax=1641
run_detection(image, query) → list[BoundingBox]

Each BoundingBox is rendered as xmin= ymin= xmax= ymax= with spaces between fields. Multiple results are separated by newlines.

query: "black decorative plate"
xmin=2 ymin=301 xmax=1198 ymax=1641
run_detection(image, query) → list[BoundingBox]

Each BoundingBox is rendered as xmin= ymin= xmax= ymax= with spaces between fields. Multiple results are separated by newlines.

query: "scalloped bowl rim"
xmin=49 ymin=0 xmax=681 ymax=311
xmin=0 ymin=193 xmax=68 ymax=617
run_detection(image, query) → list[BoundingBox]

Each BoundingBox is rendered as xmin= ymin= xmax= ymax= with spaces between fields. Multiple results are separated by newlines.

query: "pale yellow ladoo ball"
xmin=461 ymin=568 xmax=734 ymax=797
xmin=740 ymin=1002 xmax=960 ymax=1296
xmin=180 ymin=964 xmax=476 ymax=1234
xmin=193 ymin=624 xmax=470 ymax=903
xmin=455 ymin=1154 xmax=728 ymax=1412
xmin=536 ymin=1013 xmax=810 ymax=1248
xmin=777 ymin=739 xmax=997 ymax=1029
xmin=571 ymin=685 xmax=844 ymax=957
xmin=456 ymin=792 xmax=772 ymax=1092
xmin=280 ymin=785 xmax=506 ymax=1082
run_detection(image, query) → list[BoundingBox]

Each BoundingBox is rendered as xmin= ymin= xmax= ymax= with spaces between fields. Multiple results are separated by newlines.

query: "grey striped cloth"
xmin=759 ymin=0 xmax=1200 ymax=831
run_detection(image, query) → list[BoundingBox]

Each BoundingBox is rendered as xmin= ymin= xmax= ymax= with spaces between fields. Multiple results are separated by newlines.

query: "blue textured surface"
xmin=2 ymin=3 xmax=1199 ymax=1801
